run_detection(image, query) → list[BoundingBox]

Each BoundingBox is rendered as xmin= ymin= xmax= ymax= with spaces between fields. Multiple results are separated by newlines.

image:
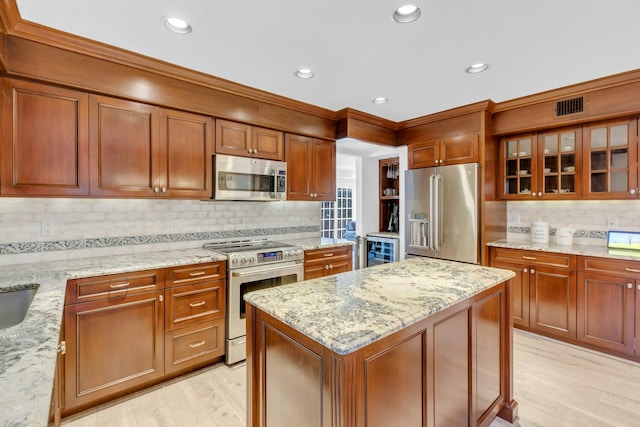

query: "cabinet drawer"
xmin=165 ymin=319 xmax=225 ymax=374
xmin=166 ymin=280 xmax=225 ymax=331
xmin=66 ymin=269 xmax=164 ymax=304
xmin=305 ymin=246 xmax=352 ymax=263
xmin=578 ymin=256 xmax=640 ymax=278
xmin=165 ymin=262 xmax=226 ymax=288
xmin=490 ymin=248 xmax=574 ymax=269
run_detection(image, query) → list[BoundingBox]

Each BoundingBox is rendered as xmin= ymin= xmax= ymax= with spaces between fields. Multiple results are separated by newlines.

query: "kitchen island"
xmin=245 ymin=257 xmax=517 ymax=427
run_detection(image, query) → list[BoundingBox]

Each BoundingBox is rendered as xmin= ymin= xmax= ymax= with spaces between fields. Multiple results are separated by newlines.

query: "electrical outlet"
xmin=170 ymin=219 xmax=180 ymax=233
xmin=606 ymin=217 xmax=617 ymax=229
xmin=41 ymin=219 xmax=55 ymax=236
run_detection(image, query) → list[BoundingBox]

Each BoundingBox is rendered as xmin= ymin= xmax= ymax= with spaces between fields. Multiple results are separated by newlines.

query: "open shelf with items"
xmin=379 ymin=157 xmax=399 ymax=233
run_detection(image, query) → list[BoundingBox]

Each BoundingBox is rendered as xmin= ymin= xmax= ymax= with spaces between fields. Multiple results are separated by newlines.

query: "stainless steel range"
xmin=203 ymin=239 xmax=304 ymax=364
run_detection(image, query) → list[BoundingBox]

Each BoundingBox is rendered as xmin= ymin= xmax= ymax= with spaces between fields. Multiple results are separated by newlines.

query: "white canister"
xmin=556 ymin=227 xmax=574 ymax=246
xmin=531 ymin=220 xmax=549 ymax=243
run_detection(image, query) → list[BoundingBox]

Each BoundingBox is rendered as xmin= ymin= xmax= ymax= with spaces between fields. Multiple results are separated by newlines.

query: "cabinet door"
xmin=529 ymin=265 xmax=576 ymax=339
xmin=582 ymin=118 xmax=638 ymax=199
xmin=537 ymin=127 xmax=582 ymax=199
xmin=489 ymin=259 xmax=529 ymax=328
xmin=499 ymin=134 xmax=538 ymax=199
xmin=161 ymin=109 xmax=213 ymax=198
xmin=285 ymin=134 xmax=313 ymax=200
xmin=577 ymin=272 xmax=635 ymax=355
xmin=408 ymin=140 xmax=438 ymax=169
xmin=64 ymin=290 xmax=164 ymax=411
xmin=89 ymin=95 xmax=160 ymax=197
xmin=311 ymin=139 xmax=336 ymax=201
xmin=441 ymin=135 xmax=478 ymax=165
xmin=215 ymin=119 xmax=251 ymax=157
xmin=252 ymin=126 xmax=283 ymax=160
xmin=1 ymin=79 xmax=89 ymax=196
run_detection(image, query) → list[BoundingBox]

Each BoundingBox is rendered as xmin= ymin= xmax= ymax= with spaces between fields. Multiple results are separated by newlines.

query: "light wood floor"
xmin=61 ymin=330 xmax=640 ymax=427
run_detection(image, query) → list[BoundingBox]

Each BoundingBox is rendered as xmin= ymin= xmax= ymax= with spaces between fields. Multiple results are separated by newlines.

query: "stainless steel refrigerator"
xmin=405 ymin=163 xmax=480 ymax=264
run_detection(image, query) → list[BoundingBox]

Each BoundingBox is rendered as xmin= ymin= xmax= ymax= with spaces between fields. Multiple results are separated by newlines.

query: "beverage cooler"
xmin=364 ymin=233 xmax=399 ymax=267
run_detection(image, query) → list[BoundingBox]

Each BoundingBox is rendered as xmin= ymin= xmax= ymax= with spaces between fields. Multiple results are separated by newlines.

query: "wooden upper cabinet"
xmin=162 ymin=110 xmax=213 ymax=199
xmin=408 ymin=134 xmax=478 ymax=169
xmin=1 ymin=78 xmax=89 ymax=196
xmin=215 ymin=119 xmax=283 ymax=160
xmin=285 ymin=134 xmax=335 ymax=201
xmin=90 ymin=95 xmax=213 ymax=198
xmin=582 ymin=117 xmax=638 ymax=199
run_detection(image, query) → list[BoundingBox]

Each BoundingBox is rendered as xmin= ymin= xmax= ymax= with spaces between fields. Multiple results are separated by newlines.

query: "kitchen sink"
xmin=0 ymin=284 xmax=39 ymax=330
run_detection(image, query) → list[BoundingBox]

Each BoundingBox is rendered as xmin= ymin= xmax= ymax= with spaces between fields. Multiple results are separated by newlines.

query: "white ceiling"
xmin=14 ymin=0 xmax=640 ymax=123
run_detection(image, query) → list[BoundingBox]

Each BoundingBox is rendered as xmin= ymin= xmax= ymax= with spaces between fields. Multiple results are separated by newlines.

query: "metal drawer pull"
xmin=189 ymin=271 xmax=206 ymax=277
xmin=323 ymin=253 xmax=334 ymax=257
xmin=627 ymin=283 xmax=633 ymax=289
xmin=231 ymin=339 xmax=247 ymax=346
xmin=109 ymin=282 xmax=130 ymax=289
xmin=189 ymin=340 xmax=206 ymax=348
xmin=530 ymin=269 xmax=535 ymax=274
xmin=625 ymin=267 xmax=640 ymax=273
xmin=522 ymin=256 xmax=537 ymax=260
xmin=189 ymin=301 xmax=206 ymax=307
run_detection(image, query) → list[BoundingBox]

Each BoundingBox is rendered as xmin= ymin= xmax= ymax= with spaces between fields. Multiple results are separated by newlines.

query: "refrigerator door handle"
xmin=428 ymin=174 xmax=435 ymax=250
xmin=434 ymin=173 xmax=443 ymax=251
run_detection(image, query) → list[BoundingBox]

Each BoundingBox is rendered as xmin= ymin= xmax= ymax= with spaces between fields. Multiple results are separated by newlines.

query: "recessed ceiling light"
xmin=465 ymin=63 xmax=489 ymax=74
xmin=373 ymin=97 xmax=389 ymax=104
xmin=162 ymin=16 xmax=192 ymax=34
xmin=295 ymin=68 xmax=315 ymax=79
xmin=393 ymin=5 xmax=421 ymax=23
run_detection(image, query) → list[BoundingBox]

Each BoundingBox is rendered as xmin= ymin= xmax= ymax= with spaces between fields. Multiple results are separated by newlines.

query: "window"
xmin=321 ymin=187 xmax=353 ymax=239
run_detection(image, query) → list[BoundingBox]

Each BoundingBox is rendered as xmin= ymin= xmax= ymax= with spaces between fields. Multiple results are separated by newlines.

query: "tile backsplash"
xmin=507 ymin=200 xmax=640 ymax=245
xmin=0 ymin=198 xmax=321 ymax=266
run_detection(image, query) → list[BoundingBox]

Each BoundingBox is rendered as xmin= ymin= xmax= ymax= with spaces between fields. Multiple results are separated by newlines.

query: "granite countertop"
xmin=0 ymin=248 xmax=226 ymax=427
xmin=0 ymin=236 xmax=350 ymax=427
xmin=487 ymin=239 xmax=640 ymax=262
xmin=244 ymin=257 xmax=515 ymax=355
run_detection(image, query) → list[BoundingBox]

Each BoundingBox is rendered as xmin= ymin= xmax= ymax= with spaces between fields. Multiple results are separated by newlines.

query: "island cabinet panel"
xmin=246 ymin=281 xmax=513 ymax=427
xmin=1 ymin=78 xmax=89 ymax=196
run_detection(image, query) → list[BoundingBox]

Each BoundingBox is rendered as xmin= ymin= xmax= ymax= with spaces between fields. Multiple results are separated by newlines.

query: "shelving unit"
xmin=378 ymin=157 xmax=399 ymax=232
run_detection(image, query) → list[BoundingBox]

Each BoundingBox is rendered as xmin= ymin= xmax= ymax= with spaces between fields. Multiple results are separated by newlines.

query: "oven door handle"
xmin=231 ymin=263 xmax=302 ymax=278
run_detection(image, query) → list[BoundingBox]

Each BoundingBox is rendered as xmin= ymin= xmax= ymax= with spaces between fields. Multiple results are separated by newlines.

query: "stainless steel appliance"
xmin=212 ymin=154 xmax=287 ymax=201
xmin=365 ymin=233 xmax=399 ymax=267
xmin=203 ymin=239 xmax=304 ymax=364
xmin=405 ymin=163 xmax=480 ymax=264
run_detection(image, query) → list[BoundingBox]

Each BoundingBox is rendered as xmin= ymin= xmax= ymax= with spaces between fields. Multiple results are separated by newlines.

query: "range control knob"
xmin=249 ymin=256 xmax=256 ymax=263
xmin=240 ymin=257 xmax=247 ymax=264
xmin=232 ymin=257 xmax=239 ymax=265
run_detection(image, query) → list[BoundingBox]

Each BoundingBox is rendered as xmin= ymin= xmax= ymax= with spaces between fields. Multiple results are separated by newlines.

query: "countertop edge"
xmin=487 ymin=239 xmax=640 ymax=262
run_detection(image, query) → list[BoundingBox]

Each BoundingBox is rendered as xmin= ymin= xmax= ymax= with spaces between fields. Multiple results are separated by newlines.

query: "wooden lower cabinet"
xmin=62 ymin=262 xmax=226 ymax=416
xmin=489 ymin=247 xmax=576 ymax=339
xmin=63 ymin=290 xmax=165 ymax=413
xmin=304 ymin=245 xmax=353 ymax=280
xmin=246 ymin=283 xmax=514 ymax=427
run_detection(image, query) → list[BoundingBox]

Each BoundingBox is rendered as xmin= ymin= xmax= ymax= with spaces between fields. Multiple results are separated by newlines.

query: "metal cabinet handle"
xmin=625 ymin=267 xmax=640 ymax=273
xmin=631 ymin=189 xmax=637 ymax=195
xmin=189 ymin=340 xmax=206 ymax=348
xmin=523 ymin=268 xmax=528 ymax=273
xmin=637 ymin=284 xmax=640 ymax=291
xmin=627 ymin=283 xmax=633 ymax=289
xmin=154 ymin=186 xmax=159 ymax=193
xmin=189 ymin=271 xmax=206 ymax=277
xmin=324 ymin=265 xmax=330 ymax=270
xmin=537 ymin=192 xmax=542 ymax=197
xmin=523 ymin=256 xmax=537 ymax=260
xmin=161 ymin=186 xmax=167 ymax=193
xmin=189 ymin=301 xmax=206 ymax=307
xmin=329 ymin=264 xmax=333 ymax=269
xmin=530 ymin=269 xmax=535 ymax=274
xmin=323 ymin=253 xmax=334 ymax=257
xmin=109 ymin=282 xmax=130 ymax=289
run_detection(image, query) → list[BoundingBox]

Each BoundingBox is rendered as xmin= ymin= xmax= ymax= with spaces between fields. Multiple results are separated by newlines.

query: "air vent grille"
xmin=556 ymin=97 xmax=584 ymax=117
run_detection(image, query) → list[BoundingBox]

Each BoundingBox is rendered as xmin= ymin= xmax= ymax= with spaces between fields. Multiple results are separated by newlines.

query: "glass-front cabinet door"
xmin=537 ymin=127 xmax=582 ymax=198
xmin=583 ymin=118 xmax=638 ymax=199
xmin=501 ymin=134 xmax=538 ymax=199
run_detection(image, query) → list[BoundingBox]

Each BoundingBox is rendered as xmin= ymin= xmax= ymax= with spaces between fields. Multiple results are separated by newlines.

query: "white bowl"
xmin=563 ymin=166 xmax=575 ymax=172
xmin=519 ymin=151 xmax=528 ymax=156
xmin=562 ymin=146 xmax=574 ymax=152
xmin=518 ymin=170 xmax=528 ymax=175
xmin=543 ymin=168 xmax=551 ymax=173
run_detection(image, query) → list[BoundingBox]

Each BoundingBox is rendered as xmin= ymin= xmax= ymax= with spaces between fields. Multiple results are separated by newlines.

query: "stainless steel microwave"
xmin=212 ymin=154 xmax=287 ymax=201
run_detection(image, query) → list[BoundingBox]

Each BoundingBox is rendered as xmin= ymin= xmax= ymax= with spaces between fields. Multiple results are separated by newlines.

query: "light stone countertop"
xmin=487 ymin=239 xmax=640 ymax=262
xmin=0 ymin=236 xmax=351 ymax=427
xmin=244 ymin=257 xmax=515 ymax=355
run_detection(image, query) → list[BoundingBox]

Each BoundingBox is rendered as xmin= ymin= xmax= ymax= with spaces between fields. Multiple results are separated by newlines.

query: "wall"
xmin=0 ymin=198 xmax=321 ymax=266
xmin=507 ymin=200 xmax=640 ymax=245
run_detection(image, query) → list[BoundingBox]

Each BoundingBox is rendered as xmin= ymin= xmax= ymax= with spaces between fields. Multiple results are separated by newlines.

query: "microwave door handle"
xmin=270 ymin=169 xmax=277 ymax=199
